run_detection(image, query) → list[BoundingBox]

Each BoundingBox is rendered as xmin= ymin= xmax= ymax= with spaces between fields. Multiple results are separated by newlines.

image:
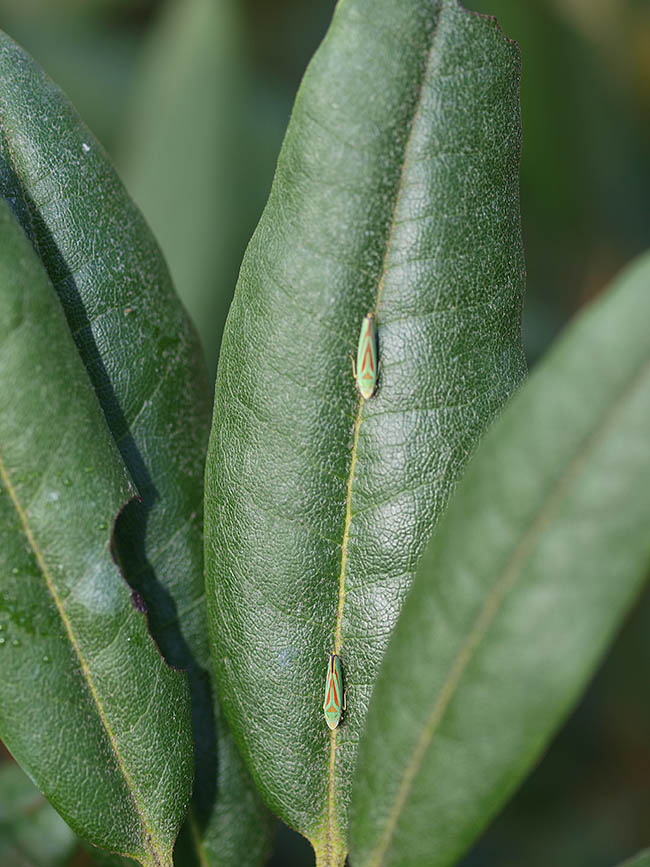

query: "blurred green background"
xmin=0 ymin=0 xmax=647 ymax=865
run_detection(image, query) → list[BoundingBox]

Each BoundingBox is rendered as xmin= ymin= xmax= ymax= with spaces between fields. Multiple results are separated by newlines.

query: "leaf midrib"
xmin=0 ymin=451 xmax=164 ymax=867
xmin=1 ymin=106 xmax=171 ymax=867
xmin=323 ymin=5 xmax=445 ymax=863
xmin=367 ymin=343 xmax=650 ymax=867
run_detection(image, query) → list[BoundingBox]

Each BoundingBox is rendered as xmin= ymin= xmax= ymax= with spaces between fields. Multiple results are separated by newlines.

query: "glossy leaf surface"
xmin=0 ymin=30 xmax=270 ymax=867
xmin=0 ymin=198 xmax=192 ymax=867
xmin=205 ymin=1 xmax=525 ymax=863
xmin=349 ymin=250 xmax=650 ymax=866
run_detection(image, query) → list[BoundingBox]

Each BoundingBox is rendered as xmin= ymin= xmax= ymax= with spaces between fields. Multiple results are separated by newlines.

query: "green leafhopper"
xmin=352 ymin=312 xmax=378 ymax=399
xmin=323 ymin=653 xmax=345 ymax=730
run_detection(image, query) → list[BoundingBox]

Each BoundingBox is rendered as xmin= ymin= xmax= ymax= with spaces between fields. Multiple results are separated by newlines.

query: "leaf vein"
xmin=0 ymin=450 xmax=162 ymax=865
xmin=367 ymin=343 xmax=650 ymax=867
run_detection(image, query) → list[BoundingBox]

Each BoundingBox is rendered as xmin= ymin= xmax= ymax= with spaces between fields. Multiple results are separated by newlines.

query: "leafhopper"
xmin=352 ymin=312 xmax=378 ymax=399
xmin=323 ymin=653 xmax=345 ymax=730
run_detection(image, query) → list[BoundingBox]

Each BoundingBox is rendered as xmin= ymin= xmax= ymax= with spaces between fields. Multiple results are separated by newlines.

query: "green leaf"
xmin=0 ymin=29 xmax=265 ymax=867
xmin=119 ymin=0 xmax=269 ymax=375
xmin=348 ymin=250 xmax=650 ymax=867
xmin=170 ymin=724 xmax=274 ymax=867
xmin=204 ymin=1 xmax=525 ymax=863
xmin=122 ymin=0 xmax=275 ymax=858
xmin=620 ymin=851 xmax=650 ymax=867
xmin=0 ymin=8 xmax=140 ymax=157
xmin=0 ymin=763 xmax=77 ymax=867
xmin=0 ymin=26 xmax=271 ymax=867
xmin=0 ymin=197 xmax=192 ymax=867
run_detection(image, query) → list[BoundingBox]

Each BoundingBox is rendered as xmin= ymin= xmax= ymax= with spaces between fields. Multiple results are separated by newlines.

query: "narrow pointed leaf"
xmin=121 ymin=0 xmax=278 ymax=844
xmin=349 ymin=250 xmax=650 ymax=867
xmin=120 ymin=0 xmax=263 ymax=376
xmin=122 ymin=0 xmax=275 ymax=856
xmin=0 ymin=198 xmax=192 ymax=867
xmin=0 ymin=31 xmax=267 ymax=866
xmin=205 ymin=1 xmax=525 ymax=862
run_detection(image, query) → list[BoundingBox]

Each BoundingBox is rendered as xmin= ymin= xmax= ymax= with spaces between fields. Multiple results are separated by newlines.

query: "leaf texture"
xmin=0 ymin=29 xmax=271 ymax=867
xmin=349 ymin=250 xmax=650 ymax=866
xmin=0 ymin=197 xmax=192 ymax=867
xmin=204 ymin=1 xmax=525 ymax=863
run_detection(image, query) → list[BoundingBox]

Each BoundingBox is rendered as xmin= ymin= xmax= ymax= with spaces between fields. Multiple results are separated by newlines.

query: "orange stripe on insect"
xmin=323 ymin=654 xmax=345 ymax=729
xmin=361 ymin=341 xmax=374 ymax=375
xmin=351 ymin=312 xmax=379 ymax=400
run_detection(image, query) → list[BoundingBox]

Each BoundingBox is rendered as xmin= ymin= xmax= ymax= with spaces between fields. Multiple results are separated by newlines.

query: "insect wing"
xmin=356 ymin=313 xmax=377 ymax=399
xmin=323 ymin=654 xmax=343 ymax=729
